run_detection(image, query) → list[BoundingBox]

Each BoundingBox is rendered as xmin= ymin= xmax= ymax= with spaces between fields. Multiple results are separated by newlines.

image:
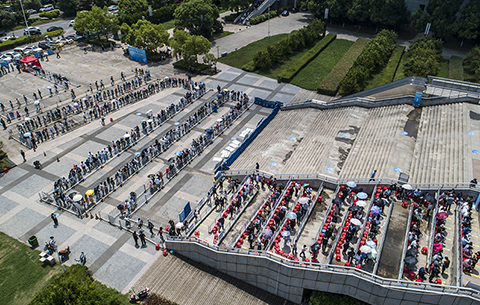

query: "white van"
xmin=41 ymin=4 xmax=54 ymax=12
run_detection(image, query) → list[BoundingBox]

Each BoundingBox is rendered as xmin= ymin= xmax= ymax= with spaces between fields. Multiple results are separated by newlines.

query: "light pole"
xmin=19 ymin=0 xmax=30 ymax=37
xmin=267 ymin=7 xmax=270 ymax=37
xmin=216 ymin=46 xmax=219 ymax=59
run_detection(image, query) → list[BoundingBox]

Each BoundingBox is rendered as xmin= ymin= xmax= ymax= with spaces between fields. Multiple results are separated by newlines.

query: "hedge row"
xmin=317 ymin=38 xmax=368 ymax=96
xmin=278 ymin=33 xmax=336 ymax=82
xmin=0 ymin=29 xmax=64 ymax=52
xmin=253 ymin=18 xmax=325 ymax=71
xmin=379 ymin=45 xmax=405 ymax=86
xmin=448 ymin=55 xmax=464 ymax=81
xmin=403 ymin=36 xmax=443 ymax=78
xmin=338 ymin=30 xmax=398 ymax=95
xmin=39 ymin=10 xmax=60 ymax=19
xmin=241 ymin=60 xmax=255 ymax=72
xmin=250 ymin=10 xmax=277 ymax=25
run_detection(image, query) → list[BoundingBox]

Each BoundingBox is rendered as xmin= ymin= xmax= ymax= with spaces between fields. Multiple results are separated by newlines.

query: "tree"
xmin=11 ymin=0 xmax=42 ymax=13
xmin=183 ymin=35 xmax=212 ymax=64
xmin=169 ymin=29 xmax=191 ymax=56
xmin=202 ymin=52 xmax=217 ymax=66
xmin=370 ymin=0 xmax=409 ymax=29
xmin=464 ymin=46 xmax=480 ymax=81
xmin=57 ymin=0 xmax=78 ymax=17
xmin=404 ymin=36 xmax=443 ymax=78
xmin=456 ymin=0 xmax=480 ymax=42
xmin=410 ymin=7 xmax=430 ymax=33
xmin=74 ymin=6 xmax=119 ymax=39
xmin=346 ymin=0 xmax=371 ymax=24
xmin=118 ymin=0 xmax=148 ymax=25
xmin=221 ymin=0 xmax=250 ymax=12
xmin=120 ymin=20 xmax=169 ymax=51
xmin=426 ymin=0 xmax=463 ymax=37
xmin=0 ymin=11 xmax=17 ymax=29
xmin=173 ymin=0 xmax=221 ymax=39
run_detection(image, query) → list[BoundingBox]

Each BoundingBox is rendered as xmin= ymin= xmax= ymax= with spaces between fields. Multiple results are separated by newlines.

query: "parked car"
xmin=24 ymin=27 xmax=41 ymax=35
xmin=0 ymin=32 xmax=6 ymax=37
xmin=53 ymin=40 xmax=64 ymax=47
xmin=26 ymin=9 xmax=37 ymax=14
xmin=58 ymin=37 xmax=73 ymax=44
xmin=25 ymin=46 xmax=43 ymax=54
xmin=65 ymin=34 xmax=76 ymax=41
xmin=3 ymin=52 xmax=21 ymax=59
xmin=68 ymin=20 xmax=75 ymax=27
xmin=0 ymin=55 xmax=13 ymax=63
xmin=47 ymin=26 xmax=63 ymax=32
xmin=40 ymin=4 xmax=54 ymax=12
xmin=13 ymin=46 xmax=29 ymax=54
xmin=38 ymin=41 xmax=53 ymax=49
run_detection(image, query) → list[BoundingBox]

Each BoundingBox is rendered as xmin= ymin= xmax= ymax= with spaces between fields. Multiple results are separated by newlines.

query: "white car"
xmin=68 ymin=20 xmax=75 ymax=27
xmin=0 ymin=55 xmax=13 ymax=63
xmin=25 ymin=46 xmax=43 ymax=54
xmin=3 ymin=52 xmax=21 ymax=59
xmin=2 ymin=36 xmax=13 ymax=42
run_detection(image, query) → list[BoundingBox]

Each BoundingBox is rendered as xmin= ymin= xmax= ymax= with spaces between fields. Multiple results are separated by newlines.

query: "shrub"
xmin=151 ymin=4 xmax=177 ymax=24
xmin=339 ymin=30 xmax=398 ymax=95
xmin=173 ymin=59 xmax=212 ymax=74
xmin=465 ymin=46 xmax=480 ymax=82
xmin=249 ymin=10 xmax=277 ymax=25
xmin=241 ymin=60 xmax=255 ymax=72
xmin=278 ymin=33 xmax=336 ymax=82
xmin=448 ymin=55 xmax=464 ymax=80
xmin=317 ymin=38 xmax=368 ymax=96
xmin=39 ymin=10 xmax=60 ymax=19
xmin=224 ymin=12 xmax=240 ymax=22
xmin=87 ymin=38 xmax=116 ymax=47
xmin=403 ymin=36 xmax=443 ymax=78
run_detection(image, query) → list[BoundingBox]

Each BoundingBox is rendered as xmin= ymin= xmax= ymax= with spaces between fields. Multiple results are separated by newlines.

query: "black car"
xmin=46 ymin=26 xmax=63 ymax=32
xmin=24 ymin=28 xmax=41 ymax=35
xmin=0 ymin=32 xmax=6 ymax=37
xmin=38 ymin=41 xmax=53 ymax=49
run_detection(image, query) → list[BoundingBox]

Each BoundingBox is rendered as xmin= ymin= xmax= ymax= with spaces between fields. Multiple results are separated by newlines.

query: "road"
xmin=7 ymin=18 xmax=75 ymax=40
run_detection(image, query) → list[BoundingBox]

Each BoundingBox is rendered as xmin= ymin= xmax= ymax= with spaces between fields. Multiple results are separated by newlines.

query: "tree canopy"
xmin=173 ymin=0 xmax=222 ymax=39
xmin=120 ymin=20 xmax=169 ymax=52
xmin=455 ymin=0 xmax=480 ymax=42
xmin=403 ymin=36 xmax=443 ymax=78
xmin=425 ymin=0 xmax=463 ymax=37
xmin=57 ymin=0 xmax=78 ymax=17
xmin=118 ymin=0 xmax=148 ymax=25
xmin=74 ymin=6 xmax=119 ymax=38
xmin=464 ymin=46 xmax=480 ymax=81
xmin=221 ymin=0 xmax=251 ymax=13
xmin=169 ymin=30 xmax=212 ymax=65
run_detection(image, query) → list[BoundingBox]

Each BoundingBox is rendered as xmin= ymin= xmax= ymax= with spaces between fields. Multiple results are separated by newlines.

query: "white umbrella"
xmin=350 ymin=218 xmax=362 ymax=226
xmin=286 ymin=212 xmax=297 ymax=220
xmin=175 ymin=222 xmax=183 ymax=229
xmin=147 ymin=119 xmax=153 ymax=123
xmin=123 ymin=133 xmax=131 ymax=138
xmin=23 ymin=132 xmax=31 ymax=137
xmin=73 ymin=194 xmax=83 ymax=201
xmin=366 ymin=240 xmax=377 ymax=249
xmin=367 ymin=249 xmax=378 ymax=259
xmin=356 ymin=200 xmax=367 ymax=207
xmin=360 ymin=245 xmax=373 ymax=254
xmin=111 ymin=99 xmax=117 ymax=103
xmin=281 ymin=230 xmax=291 ymax=237
xmin=402 ymin=184 xmax=413 ymax=190
xmin=24 ymin=117 xmax=32 ymax=121
xmin=298 ymin=197 xmax=309 ymax=204
xmin=34 ymin=100 xmax=40 ymax=105
xmin=217 ymin=118 xmax=223 ymax=122
xmin=346 ymin=181 xmax=357 ymax=188
xmin=357 ymin=192 xmax=368 ymax=200
xmin=46 ymin=86 xmax=51 ymax=89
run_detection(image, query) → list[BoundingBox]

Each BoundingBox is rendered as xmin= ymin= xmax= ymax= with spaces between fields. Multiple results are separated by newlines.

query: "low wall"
xmin=166 ymin=239 xmax=480 ymax=305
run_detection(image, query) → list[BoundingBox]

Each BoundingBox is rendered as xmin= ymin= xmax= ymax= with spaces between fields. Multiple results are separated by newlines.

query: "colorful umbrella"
xmin=371 ymin=206 xmax=381 ymax=217
xmin=85 ymin=189 xmax=94 ymax=196
xmin=435 ymin=212 xmax=449 ymax=220
xmin=346 ymin=181 xmax=357 ymax=188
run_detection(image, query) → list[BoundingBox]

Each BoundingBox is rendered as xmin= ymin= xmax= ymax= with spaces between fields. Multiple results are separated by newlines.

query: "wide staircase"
xmin=339 ymin=104 xmax=415 ymax=179
xmin=409 ymin=103 xmax=467 ymax=183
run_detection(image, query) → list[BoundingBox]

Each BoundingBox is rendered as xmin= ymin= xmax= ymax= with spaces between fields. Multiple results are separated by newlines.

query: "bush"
xmin=39 ymin=10 xmax=60 ymax=19
xmin=87 ymin=38 xmax=116 ymax=47
xmin=173 ymin=59 xmax=213 ymax=74
xmin=151 ymin=4 xmax=177 ymax=24
xmin=379 ymin=45 xmax=405 ymax=85
xmin=448 ymin=55 xmax=464 ymax=80
xmin=0 ymin=29 xmax=64 ymax=52
xmin=30 ymin=264 xmax=129 ymax=305
xmin=278 ymin=33 xmax=336 ymax=82
xmin=224 ymin=12 xmax=240 ymax=22
xmin=465 ymin=46 xmax=480 ymax=82
xmin=241 ymin=60 xmax=256 ymax=72
xmin=317 ymin=38 xmax=368 ymax=96
xmin=403 ymin=36 xmax=443 ymax=78
xmin=309 ymin=291 xmax=367 ymax=305
xmin=249 ymin=10 xmax=277 ymax=25
xmin=339 ymin=30 xmax=398 ymax=95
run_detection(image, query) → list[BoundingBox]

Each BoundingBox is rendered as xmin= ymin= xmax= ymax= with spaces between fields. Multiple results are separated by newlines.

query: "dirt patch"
xmin=470 ymin=111 xmax=480 ymax=121
xmin=404 ymin=108 xmax=422 ymax=139
xmin=282 ymin=137 xmax=303 ymax=164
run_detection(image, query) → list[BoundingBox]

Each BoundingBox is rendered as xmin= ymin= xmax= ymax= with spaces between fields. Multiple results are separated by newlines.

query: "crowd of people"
xmin=48 ymin=82 xmax=208 ymax=209
xmin=461 ymin=195 xmax=479 ymax=274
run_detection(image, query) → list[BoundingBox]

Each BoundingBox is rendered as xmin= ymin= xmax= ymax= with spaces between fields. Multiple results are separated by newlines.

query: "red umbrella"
xmin=436 ymin=212 xmax=449 ymax=220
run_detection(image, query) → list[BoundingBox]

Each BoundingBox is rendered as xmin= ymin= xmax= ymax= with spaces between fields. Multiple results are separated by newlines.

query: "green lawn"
xmin=162 ymin=19 xmax=176 ymax=30
xmin=393 ymin=52 xmax=409 ymax=81
xmin=366 ymin=45 xmax=405 ymax=89
xmin=218 ymin=33 xmax=288 ymax=69
xmin=437 ymin=58 xmax=449 ymax=78
xmin=290 ymin=39 xmax=354 ymax=91
xmin=448 ymin=55 xmax=464 ymax=80
xmin=213 ymin=31 xmax=234 ymax=40
xmin=0 ymin=232 xmax=63 ymax=305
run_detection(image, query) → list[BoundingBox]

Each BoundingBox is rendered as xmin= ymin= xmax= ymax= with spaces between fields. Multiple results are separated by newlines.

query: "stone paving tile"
xmin=94 ymin=250 xmax=146 ymax=291
xmin=258 ymin=79 xmax=281 ymax=91
xmin=0 ymin=208 xmax=45 ymax=239
xmin=96 ymin=126 xmax=130 ymax=143
xmin=93 ymin=221 xmax=127 ymax=240
xmin=0 ymin=195 xmax=19 ymax=215
xmin=238 ymin=75 xmax=261 ymax=86
xmin=9 ymin=174 xmax=54 ymax=198
xmin=0 ymin=167 xmax=28 ymax=188
xmin=281 ymin=83 xmax=302 ymax=95
xmin=74 ymin=140 xmax=109 ymax=157
xmin=271 ymin=92 xmax=296 ymax=104
xmin=249 ymin=88 xmax=272 ymax=99
xmin=43 ymin=156 xmax=79 ymax=176
xmin=57 ymin=137 xmax=84 ymax=151
xmin=68 ymin=234 xmax=110 ymax=268
xmin=35 ymin=222 xmax=77 ymax=250
xmin=216 ymin=72 xmax=238 ymax=82
xmin=177 ymin=175 xmax=212 ymax=198
xmin=117 ymin=114 xmax=145 ymax=129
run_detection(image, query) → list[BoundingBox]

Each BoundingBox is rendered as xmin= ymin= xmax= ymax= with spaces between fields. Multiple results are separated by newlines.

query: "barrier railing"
xmin=373 ymin=193 xmax=395 ymax=275
xmin=293 ymin=182 xmax=324 ymax=242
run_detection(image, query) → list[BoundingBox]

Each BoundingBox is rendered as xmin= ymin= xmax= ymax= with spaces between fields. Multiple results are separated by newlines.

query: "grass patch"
xmin=0 ymin=232 xmax=63 ymax=305
xmin=393 ymin=52 xmax=410 ymax=81
xmin=448 ymin=55 xmax=464 ymax=80
xmin=290 ymin=39 xmax=353 ymax=90
xmin=366 ymin=45 xmax=405 ymax=89
xmin=279 ymin=33 xmax=336 ymax=82
xmin=317 ymin=38 xmax=368 ymax=95
xmin=437 ymin=58 xmax=449 ymax=78
xmin=213 ymin=31 xmax=234 ymax=40
xmin=218 ymin=33 xmax=288 ymax=69
xmin=162 ymin=19 xmax=176 ymax=30
xmin=256 ymin=45 xmax=315 ymax=79
xmin=0 ymin=158 xmax=13 ymax=169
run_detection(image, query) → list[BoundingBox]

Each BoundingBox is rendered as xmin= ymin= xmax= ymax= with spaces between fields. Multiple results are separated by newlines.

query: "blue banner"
xmin=128 ymin=46 xmax=147 ymax=64
xmin=179 ymin=201 xmax=191 ymax=222
xmin=413 ymin=91 xmax=422 ymax=106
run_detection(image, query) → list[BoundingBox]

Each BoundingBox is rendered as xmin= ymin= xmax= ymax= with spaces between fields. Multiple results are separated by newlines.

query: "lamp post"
xmin=19 ymin=0 xmax=30 ymax=37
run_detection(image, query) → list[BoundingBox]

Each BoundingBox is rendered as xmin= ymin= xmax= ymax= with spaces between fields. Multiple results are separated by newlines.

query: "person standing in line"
xmin=442 ymin=257 xmax=450 ymax=274
xmin=132 ymin=231 xmax=139 ymax=247
xmin=51 ymin=213 xmax=59 ymax=227
xmin=300 ymin=245 xmax=307 ymax=258
xmin=370 ymin=169 xmax=377 ymax=181
xmin=139 ymin=230 xmax=146 ymax=247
